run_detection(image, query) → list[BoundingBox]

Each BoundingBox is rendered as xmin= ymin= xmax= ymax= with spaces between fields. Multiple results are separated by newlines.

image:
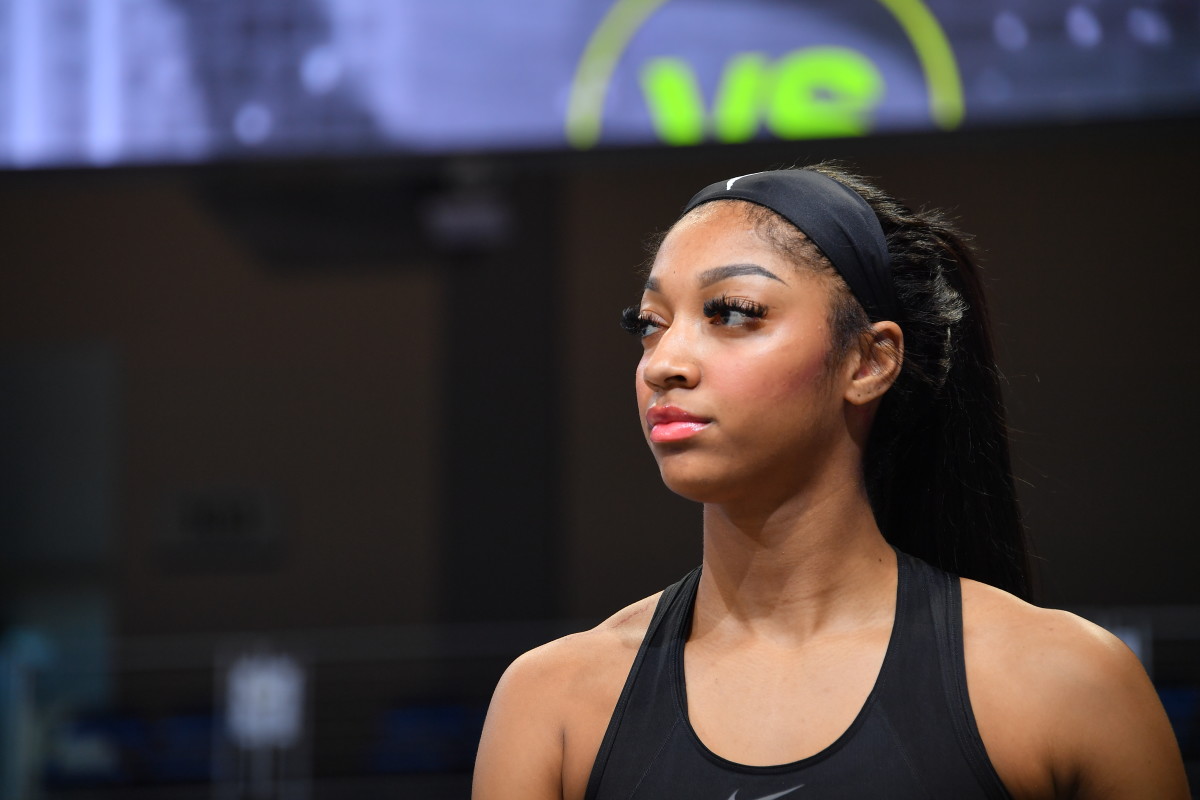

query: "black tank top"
xmin=585 ymin=550 xmax=1012 ymax=799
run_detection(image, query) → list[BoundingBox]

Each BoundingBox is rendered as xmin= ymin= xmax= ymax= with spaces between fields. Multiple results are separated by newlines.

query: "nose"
xmin=640 ymin=324 xmax=700 ymax=392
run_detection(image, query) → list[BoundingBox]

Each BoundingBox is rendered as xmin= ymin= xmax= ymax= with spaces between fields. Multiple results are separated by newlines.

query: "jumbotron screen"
xmin=2 ymin=0 xmax=1197 ymax=169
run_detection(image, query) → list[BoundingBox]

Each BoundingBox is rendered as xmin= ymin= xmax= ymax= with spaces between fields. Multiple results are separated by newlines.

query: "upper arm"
xmin=965 ymin=585 xmax=1190 ymax=800
xmin=473 ymin=648 xmax=568 ymax=800
xmin=1052 ymin=626 xmax=1190 ymax=799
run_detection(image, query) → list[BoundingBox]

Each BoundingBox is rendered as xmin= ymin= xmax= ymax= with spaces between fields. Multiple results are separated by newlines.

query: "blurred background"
xmin=0 ymin=0 xmax=1198 ymax=797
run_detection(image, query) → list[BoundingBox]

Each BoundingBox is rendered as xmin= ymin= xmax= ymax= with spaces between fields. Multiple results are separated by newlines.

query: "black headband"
xmin=682 ymin=170 xmax=898 ymax=322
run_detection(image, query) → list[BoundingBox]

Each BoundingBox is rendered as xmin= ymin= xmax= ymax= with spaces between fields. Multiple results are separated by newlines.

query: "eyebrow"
xmin=643 ymin=263 xmax=787 ymax=293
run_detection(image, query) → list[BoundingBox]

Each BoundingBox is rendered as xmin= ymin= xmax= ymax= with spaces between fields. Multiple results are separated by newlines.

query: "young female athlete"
xmin=472 ymin=165 xmax=1190 ymax=798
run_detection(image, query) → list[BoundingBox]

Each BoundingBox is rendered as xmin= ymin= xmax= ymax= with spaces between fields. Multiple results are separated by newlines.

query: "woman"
xmin=473 ymin=165 xmax=1189 ymax=798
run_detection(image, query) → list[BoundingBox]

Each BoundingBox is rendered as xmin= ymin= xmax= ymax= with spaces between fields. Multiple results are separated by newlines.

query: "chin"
xmin=657 ymin=462 xmax=743 ymax=505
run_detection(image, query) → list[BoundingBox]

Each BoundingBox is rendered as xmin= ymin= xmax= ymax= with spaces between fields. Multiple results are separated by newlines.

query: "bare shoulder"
xmin=559 ymin=590 xmax=664 ymax=664
xmin=499 ymin=590 xmax=662 ymax=705
xmin=961 ymin=579 xmax=1136 ymax=683
xmin=473 ymin=592 xmax=662 ymax=800
xmin=960 ymin=579 xmax=1189 ymax=799
xmin=960 ymin=580 xmax=1151 ymax=742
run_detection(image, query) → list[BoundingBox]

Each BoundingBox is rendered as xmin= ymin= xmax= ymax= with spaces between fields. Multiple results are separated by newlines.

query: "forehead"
xmin=648 ymin=202 xmax=794 ymax=284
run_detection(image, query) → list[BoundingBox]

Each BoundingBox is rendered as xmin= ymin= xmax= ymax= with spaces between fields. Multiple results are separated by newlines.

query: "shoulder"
xmin=960 ymin=579 xmax=1189 ymax=799
xmin=473 ymin=592 xmax=663 ymax=800
xmin=488 ymin=592 xmax=661 ymax=730
xmin=960 ymin=579 xmax=1152 ymax=710
xmin=497 ymin=590 xmax=662 ymax=710
xmin=961 ymin=578 xmax=1133 ymax=684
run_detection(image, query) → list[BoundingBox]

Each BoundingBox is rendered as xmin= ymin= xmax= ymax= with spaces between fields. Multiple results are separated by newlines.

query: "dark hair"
xmin=703 ymin=164 xmax=1031 ymax=600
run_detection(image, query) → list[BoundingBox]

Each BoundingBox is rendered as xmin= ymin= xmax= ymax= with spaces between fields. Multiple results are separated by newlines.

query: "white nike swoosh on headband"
xmin=727 ymin=785 xmax=804 ymax=800
xmin=725 ymin=171 xmax=764 ymax=190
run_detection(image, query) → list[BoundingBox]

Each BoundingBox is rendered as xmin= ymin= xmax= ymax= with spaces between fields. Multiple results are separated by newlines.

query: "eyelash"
xmin=620 ymin=295 xmax=768 ymax=338
xmin=620 ymin=306 xmax=657 ymax=338
xmin=703 ymin=295 xmax=768 ymax=326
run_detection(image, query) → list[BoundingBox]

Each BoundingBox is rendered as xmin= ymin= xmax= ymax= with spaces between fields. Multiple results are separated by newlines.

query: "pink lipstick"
xmin=646 ymin=405 xmax=711 ymax=443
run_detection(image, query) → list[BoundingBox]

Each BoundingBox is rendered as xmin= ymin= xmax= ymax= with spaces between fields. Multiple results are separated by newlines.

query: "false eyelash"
xmin=703 ymin=295 xmax=768 ymax=323
xmin=620 ymin=305 xmax=655 ymax=337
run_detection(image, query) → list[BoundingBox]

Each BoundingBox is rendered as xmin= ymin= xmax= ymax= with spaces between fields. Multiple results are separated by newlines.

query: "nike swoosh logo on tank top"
xmin=728 ymin=785 xmax=804 ymax=800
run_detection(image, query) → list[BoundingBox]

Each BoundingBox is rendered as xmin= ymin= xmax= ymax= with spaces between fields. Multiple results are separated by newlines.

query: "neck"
xmin=696 ymin=481 xmax=895 ymax=643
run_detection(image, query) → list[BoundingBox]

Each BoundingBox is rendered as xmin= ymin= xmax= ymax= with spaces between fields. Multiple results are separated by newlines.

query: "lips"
xmin=646 ymin=405 xmax=711 ymax=443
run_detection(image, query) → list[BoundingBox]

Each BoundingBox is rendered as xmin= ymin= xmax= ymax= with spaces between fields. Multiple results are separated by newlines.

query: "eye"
xmin=703 ymin=295 xmax=768 ymax=327
xmin=620 ymin=306 xmax=664 ymax=338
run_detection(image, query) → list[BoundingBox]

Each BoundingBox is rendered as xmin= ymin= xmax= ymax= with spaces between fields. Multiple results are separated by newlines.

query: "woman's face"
xmin=631 ymin=203 xmax=853 ymax=506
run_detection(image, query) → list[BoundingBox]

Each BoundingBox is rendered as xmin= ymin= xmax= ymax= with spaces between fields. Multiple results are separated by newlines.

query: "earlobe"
xmin=846 ymin=322 xmax=903 ymax=406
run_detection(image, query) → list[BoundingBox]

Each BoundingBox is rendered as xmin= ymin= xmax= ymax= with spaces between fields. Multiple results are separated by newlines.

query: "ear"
xmin=845 ymin=321 xmax=904 ymax=406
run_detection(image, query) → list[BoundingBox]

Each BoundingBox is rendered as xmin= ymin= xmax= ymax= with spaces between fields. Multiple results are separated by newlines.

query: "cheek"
xmin=779 ymin=351 xmax=832 ymax=397
xmin=719 ymin=341 xmax=830 ymax=404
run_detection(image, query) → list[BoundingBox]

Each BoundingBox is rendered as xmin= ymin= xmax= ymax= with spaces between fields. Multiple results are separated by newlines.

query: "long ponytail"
xmin=808 ymin=164 xmax=1031 ymax=599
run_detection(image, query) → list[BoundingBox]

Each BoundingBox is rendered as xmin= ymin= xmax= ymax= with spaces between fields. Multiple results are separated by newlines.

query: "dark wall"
xmin=0 ymin=172 xmax=442 ymax=637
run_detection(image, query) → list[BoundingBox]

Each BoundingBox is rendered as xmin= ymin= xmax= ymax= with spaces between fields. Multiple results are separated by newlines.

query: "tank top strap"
xmin=584 ymin=567 xmax=701 ymax=800
xmin=880 ymin=551 xmax=1011 ymax=798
